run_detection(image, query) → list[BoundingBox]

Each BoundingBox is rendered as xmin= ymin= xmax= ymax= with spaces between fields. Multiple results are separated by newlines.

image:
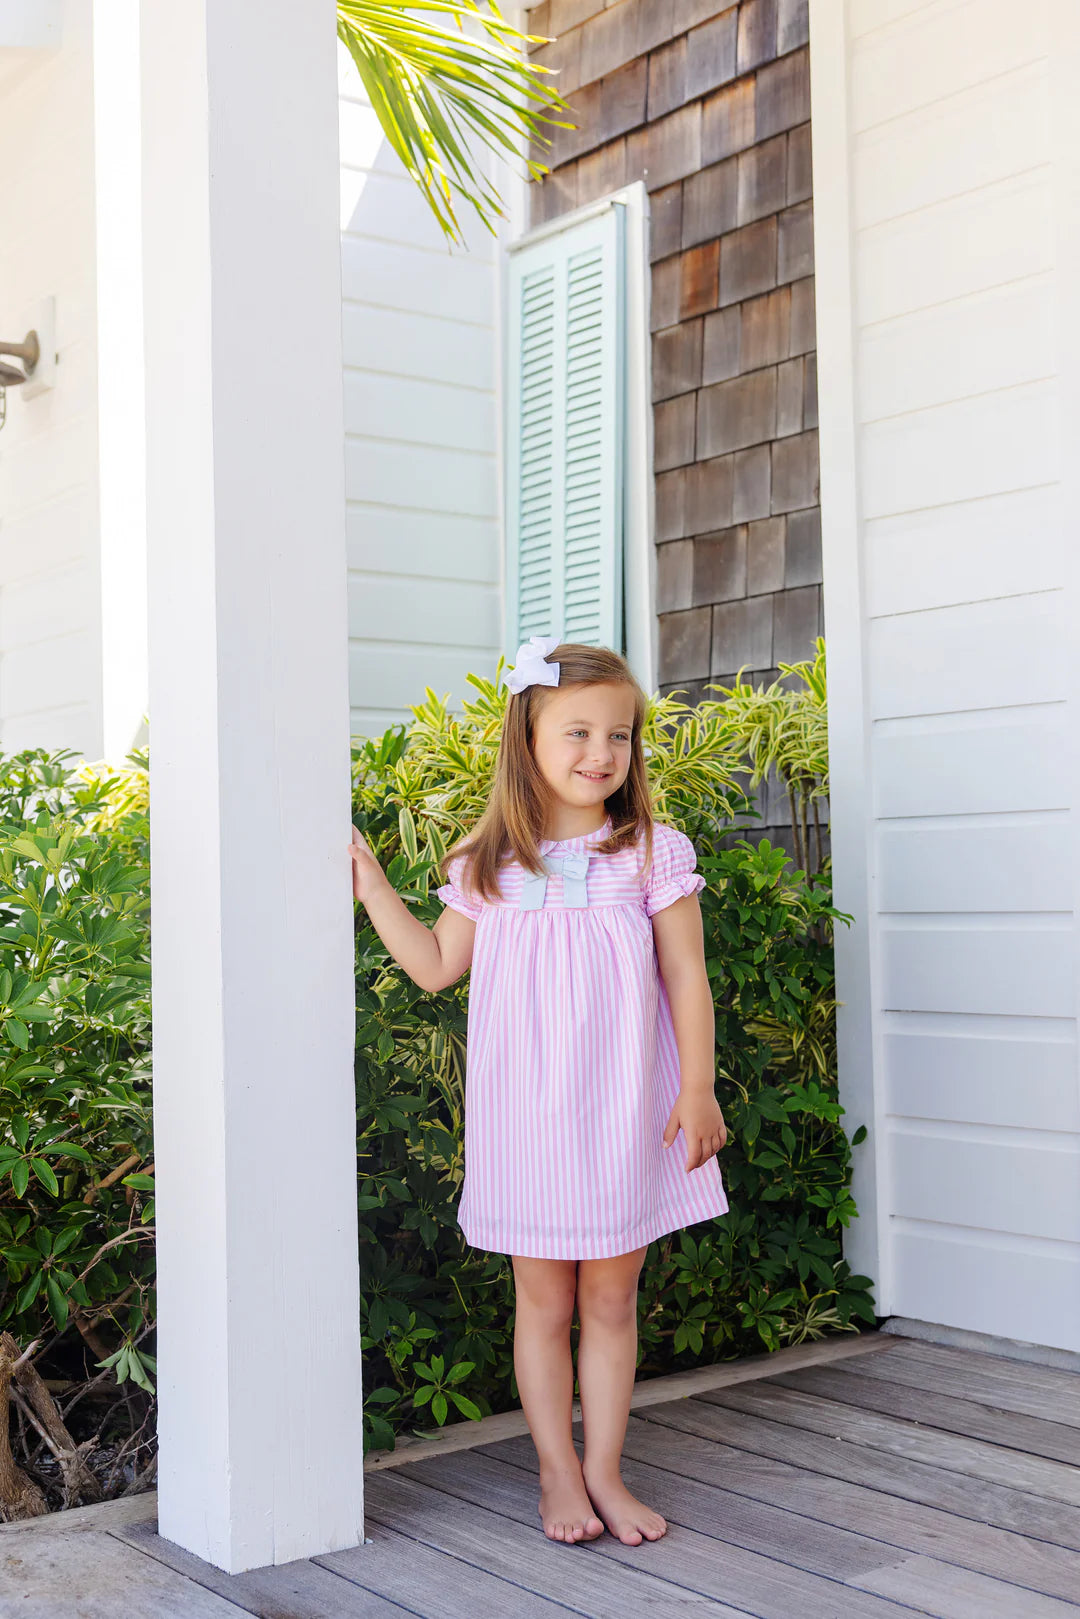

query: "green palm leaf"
xmin=338 ymin=1 xmax=573 ymax=244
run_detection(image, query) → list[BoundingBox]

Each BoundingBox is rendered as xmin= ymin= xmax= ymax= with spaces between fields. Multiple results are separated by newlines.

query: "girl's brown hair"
xmin=443 ymin=643 xmax=655 ymax=905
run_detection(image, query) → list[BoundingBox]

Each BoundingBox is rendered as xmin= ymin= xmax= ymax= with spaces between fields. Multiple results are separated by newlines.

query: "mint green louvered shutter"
xmin=505 ymin=203 xmax=626 ymax=651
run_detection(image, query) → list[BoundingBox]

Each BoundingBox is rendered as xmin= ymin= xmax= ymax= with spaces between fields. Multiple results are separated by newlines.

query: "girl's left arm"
xmin=652 ymin=894 xmax=728 ymax=1170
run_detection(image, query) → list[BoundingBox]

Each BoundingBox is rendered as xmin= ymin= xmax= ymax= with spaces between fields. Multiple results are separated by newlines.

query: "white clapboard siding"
xmin=873 ymin=707 xmax=1071 ymax=818
xmin=884 ymin=1024 xmax=1080 ymax=1133
xmin=811 ymin=0 xmax=1080 ymax=1352
xmin=866 ymin=485 xmax=1062 ymax=617
xmin=505 ymin=204 xmax=625 ymax=651
xmin=338 ymin=43 xmax=503 ymax=735
xmin=0 ymin=11 xmax=101 ymax=754
xmin=877 ymin=821 xmax=1072 ymax=914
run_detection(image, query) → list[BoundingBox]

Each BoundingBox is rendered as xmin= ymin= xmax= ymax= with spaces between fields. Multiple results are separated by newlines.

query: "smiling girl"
xmin=349 ymin=639 xmax=729 ymax=1549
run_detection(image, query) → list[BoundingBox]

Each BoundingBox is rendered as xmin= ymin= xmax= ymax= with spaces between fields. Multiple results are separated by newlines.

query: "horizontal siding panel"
xmin=868 ymin=592 xmax=1065 ymax=718
xmin=877 ymin=821 xmax=1072 ymax=914
xmin=873 ymin=710 xmax=1070 ymax=818
xmin=853 ymin=61 xmax=1050 ymax=230
xmin=340 ymin=169 xmax=495 ymax=263
xmin=341 ymin=237 xmax=493 ymax=325
xmin=860 ymin=380 xmax=1058 ymax=519
xmin=338 ymin=100 xmax=410 ymax=177
xmin=866 ymin=485 xmax=1062 ymax=617
xmin=342 ymin=305 xmax=494 ymax=387
xmin=857 ymin=277 xmax=1054 ymax=424
xmin=0 ymin=486 xmax=96 ymax=579
xmin=850 ymin=0 xmax=1049 ymax=133
xmin=885 ymin=1029 xmax=1080 ymax=1133
xmin=856 ymin=171 xmax=1053 ymax=326
xmin=1 ymin=413 xmax=99 ymax=520
xmin=348 ymin=575 xmax=500 ymax=649
xmin=349 ymin=641 xmax=500 ymax=714
xmin=350 ymin=706 xmax=424 ymax=738
xmin=0 ymin=565 xmax=96 ymax=649
xmin=892 ymin=1226 xmax=1080 ymax=1353
xmin=1 ymin=632 xmax=97 ymax=718
xmin=0 ymin=705 xmax=98 ymax=756
xmin=848 ymin=0 xmax=943 ymax=39
xmin=346 ymin=507 xmax=499 ymax=584
xmin=881 ymin=924 xmax=1074 ymax=1019
xmin=890 ymin=1129 xmax=1080 ymax=1244
xmin=344 ymin=372 xmax=496 ymax=455
xmin=345 ymin=440 xmax=497 ymax=518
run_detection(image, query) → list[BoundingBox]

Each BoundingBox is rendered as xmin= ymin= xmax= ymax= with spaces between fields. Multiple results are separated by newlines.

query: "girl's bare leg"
xmin=511 ymin=1254 xmax=604 ymax=1543
xmin=576 ymin=1243 xmax=667 ymax=1545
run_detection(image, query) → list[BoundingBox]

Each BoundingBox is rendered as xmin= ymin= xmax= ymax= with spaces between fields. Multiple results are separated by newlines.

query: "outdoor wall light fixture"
xmin=0 ymin=330 xmax=40 ymax=386
xmin=0 ymin=330 xmax=41 ymax=431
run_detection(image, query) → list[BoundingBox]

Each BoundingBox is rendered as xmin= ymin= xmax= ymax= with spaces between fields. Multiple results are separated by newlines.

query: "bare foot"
xmin=538 ymin=1462 xmax=606 ymax=1543
xmin=582 ymin=1468 xmax=667 ymax=1545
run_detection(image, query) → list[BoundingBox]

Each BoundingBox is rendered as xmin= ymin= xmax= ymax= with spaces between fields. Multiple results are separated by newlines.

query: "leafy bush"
xmin=352 ymin=649 xmax=874 ymax=1456
xmin=0 ymin=641 xmax=873 ymax=1498
xmin=0 ymin=747 xmax=156 ymax=1508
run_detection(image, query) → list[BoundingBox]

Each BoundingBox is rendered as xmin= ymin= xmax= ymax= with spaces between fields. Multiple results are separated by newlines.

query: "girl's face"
xmin=530 ymin=681 xmax=636 ymax=811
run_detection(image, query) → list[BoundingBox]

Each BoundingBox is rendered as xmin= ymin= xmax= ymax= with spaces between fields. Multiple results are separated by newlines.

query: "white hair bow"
xmin=506 ymin=635 xmax=561 ymax=696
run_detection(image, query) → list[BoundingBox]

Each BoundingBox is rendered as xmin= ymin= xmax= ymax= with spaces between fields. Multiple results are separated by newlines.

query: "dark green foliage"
xmin=351 ymin=664 xmax=876 ymax=1456
xmin=0 ymin=648 xmax=875 ymax=1491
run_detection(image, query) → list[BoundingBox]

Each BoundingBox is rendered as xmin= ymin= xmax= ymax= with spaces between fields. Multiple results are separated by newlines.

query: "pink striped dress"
xmin=436 ymin=816 xmax=729 ymax=1260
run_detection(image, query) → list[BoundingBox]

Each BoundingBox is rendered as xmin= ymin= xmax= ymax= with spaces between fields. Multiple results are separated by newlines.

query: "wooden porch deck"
xmin=4 ymin=1328 xmax=1080 ymax=1617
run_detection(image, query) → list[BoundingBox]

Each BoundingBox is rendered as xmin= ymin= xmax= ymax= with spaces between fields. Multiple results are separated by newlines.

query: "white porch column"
xmin=140 ymin=0 xmax=364 ymax=1573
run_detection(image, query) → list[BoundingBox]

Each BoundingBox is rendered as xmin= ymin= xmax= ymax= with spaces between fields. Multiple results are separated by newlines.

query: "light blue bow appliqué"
xmin=518 ymin=852 xmax=590 ymax=910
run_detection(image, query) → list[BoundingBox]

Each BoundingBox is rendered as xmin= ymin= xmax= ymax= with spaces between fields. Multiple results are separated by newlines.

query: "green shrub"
xmin=351 ymin=650 xmax=874 ymax=1456
xmin=0 ymin=746 xmax=156 ymax=1504
xmin=0 ymin=640 xmax=874 ymax=1492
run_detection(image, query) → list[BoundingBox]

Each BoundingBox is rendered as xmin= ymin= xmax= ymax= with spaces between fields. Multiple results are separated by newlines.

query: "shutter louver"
xmin=506 ymin=204 xmax=625 ymax=654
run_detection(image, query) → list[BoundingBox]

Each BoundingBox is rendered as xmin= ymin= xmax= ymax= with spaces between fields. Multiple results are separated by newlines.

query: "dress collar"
xmin=539 ymin=814 xmax=613 ymax=853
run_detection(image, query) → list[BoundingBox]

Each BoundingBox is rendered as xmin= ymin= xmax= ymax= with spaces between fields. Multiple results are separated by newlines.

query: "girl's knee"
xmin=575 ymin=1263 xmax=641 ymax=1328
xmin=512 ymin=1255 xmax=578 ymax=1326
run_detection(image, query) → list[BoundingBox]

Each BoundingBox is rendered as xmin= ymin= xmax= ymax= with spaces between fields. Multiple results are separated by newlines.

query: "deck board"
xmin=464 ymin=1430 xmax=1080 ymax=1617
xmin=770 ymin=1364 xmax=1080 ymax=1465
xmin=699 ymin=1379 xmax=1080 ymax=1505
xmin=639 ymin=1390 xmax=1080 ymax=1547
xmin=362 ymin=1464 xmax=745 ymax=1616
xmin=9 ymin=1330 xmax=1080 ymax=1617
xmin=0 ymin=1524 xmax=252 ymax=1619
xmin=614 ymin=1404 xmax=1080 ymax=1600
xmin=397 ymin=1444 xmax=924 ymax=1616
xmin=847 ymin=1339 xmax=1080 ymax=1427
xmin=114 ymin=1518 xmax=410 ymax=1617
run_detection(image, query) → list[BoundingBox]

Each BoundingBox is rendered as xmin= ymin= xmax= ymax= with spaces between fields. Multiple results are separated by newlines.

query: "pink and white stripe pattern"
xmin=436 ymin=817 xmax=730 ymax=1260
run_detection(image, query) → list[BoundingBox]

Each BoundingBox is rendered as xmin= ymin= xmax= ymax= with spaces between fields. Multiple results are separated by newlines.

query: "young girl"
xmin=349 ymin=639 xmax=729 ymax=1549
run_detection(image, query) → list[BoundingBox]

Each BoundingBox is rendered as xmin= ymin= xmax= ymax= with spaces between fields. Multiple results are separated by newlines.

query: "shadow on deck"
xmin=4 ymin=1329 xmax=1080 ymax=1617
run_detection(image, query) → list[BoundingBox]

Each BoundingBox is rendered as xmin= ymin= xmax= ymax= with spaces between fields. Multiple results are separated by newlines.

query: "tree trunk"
xmin=1 ymin=1332 xmax=102 ymax=1509
xmin=0 ymin=1339 xmax=47 ymax=1521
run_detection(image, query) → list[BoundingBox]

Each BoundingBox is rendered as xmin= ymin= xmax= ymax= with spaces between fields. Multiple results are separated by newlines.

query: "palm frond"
xmin=338 ymin=1 xmax=573 ymax=244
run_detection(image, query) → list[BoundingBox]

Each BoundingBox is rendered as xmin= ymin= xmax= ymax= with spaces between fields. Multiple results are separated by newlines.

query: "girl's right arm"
xmin=349 ymin=826 xmax=475 ymax=993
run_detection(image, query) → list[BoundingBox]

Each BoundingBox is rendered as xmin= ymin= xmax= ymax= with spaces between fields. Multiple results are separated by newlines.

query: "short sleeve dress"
xmin=436 ymin=816 xmax=729 ymax=1260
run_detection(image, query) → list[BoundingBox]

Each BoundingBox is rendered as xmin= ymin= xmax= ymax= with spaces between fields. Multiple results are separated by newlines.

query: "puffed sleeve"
xmin=435 ymin=853 xmax=484 ymax=922
xmin=643 ymin=823 xmax=706 ymax=917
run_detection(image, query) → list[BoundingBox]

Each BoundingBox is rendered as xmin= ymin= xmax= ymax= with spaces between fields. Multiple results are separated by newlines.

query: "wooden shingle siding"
xmin=528 ymin=0 xmax=821 ymax=790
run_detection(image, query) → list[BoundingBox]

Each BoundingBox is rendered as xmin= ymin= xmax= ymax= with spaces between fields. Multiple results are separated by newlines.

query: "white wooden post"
xmin=140 ymin=0 xmax=364 ymax=1572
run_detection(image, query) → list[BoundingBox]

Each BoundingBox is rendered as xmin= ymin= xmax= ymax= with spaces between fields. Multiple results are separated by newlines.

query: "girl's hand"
xmin=348 ymin=825 xmax=389 ymax=906
xmin=662 ymin=1091 xmax=728 ymax=1172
